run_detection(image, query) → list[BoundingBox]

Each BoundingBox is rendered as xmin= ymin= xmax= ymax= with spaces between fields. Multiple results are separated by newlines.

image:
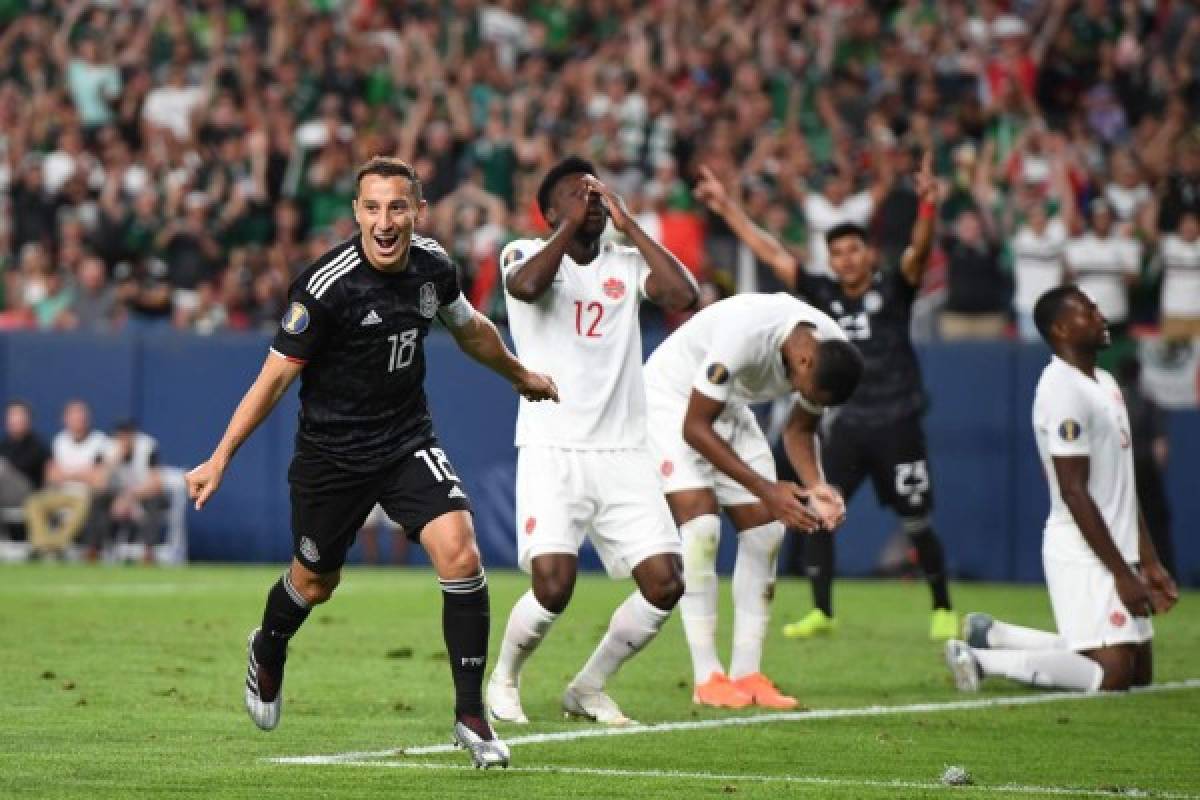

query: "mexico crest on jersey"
xmin=419 ymin=282 xmax=438 ymax=318
xmin=603 ymin=277 xmax=626 ymax=300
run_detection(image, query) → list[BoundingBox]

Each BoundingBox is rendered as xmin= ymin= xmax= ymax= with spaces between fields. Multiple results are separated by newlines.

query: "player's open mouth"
xmin=373 ymin=231 xmax=400 ymax=253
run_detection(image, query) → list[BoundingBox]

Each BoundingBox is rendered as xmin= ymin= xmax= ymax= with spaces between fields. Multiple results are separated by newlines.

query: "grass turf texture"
xmin=1 ymin=564 xmax=1196 ymax=799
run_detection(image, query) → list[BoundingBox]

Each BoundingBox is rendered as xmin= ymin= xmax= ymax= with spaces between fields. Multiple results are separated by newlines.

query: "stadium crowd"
xmin=0 ymin=0 xmax=1198 ymax=340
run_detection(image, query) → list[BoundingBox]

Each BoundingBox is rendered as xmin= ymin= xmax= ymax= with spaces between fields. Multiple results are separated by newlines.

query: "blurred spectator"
xmin=0 ymin=400 xmax=49 ymax=537
xmin=24 ymin=400 xmax=108 ymax=559
xmin=939 ymin=206 xmax=1010 ymax=340
xmin=1065 ymin=198 xmax=1141 ymax=334
xmin=1157 ymin=210 xmax=1200 ymax=342
xmin=1117 ymin=356 xmax=1174 ymax=578
xmin=63 ymin=254 xmax=119 ymax=332
xmin=103 ymin=420 xmax=166 ymax=566
xmin=358 ymin=504 xmax=409 ymax=567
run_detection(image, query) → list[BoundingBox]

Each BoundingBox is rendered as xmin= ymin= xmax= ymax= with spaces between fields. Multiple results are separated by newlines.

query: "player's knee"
xmin=294 ymin=572 xmax=339 ymax=605
xmin=532 ymin=576 xmax=574 ymax=613
xmin=1092 ymin=650 xmax=1136 ymax=691
xmin=439 ymin=542 xmax=482 ymax=580
xmin=901 ymin=514 xmax=934 ymax=538
xmin=647 ymin=569 xmax=685 ymax=610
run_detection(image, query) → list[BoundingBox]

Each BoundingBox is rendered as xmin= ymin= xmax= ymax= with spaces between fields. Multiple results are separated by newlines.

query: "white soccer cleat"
xmin=244 ymin=628 xmax=283 ymax=731
xmin=562 ymin=684 xmax=636 ymax=727
xmin=453 ymin=717 xmax=511 ymax=769
xmin=486 ymin=673 xmax=529 ymax=724
xmin=945 ymin=639 xmax=982 ymax=693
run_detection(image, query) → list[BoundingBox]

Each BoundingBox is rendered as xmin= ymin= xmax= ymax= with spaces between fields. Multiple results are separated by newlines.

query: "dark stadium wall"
xmin=1 ymin=330 xmax=1197 ymax=586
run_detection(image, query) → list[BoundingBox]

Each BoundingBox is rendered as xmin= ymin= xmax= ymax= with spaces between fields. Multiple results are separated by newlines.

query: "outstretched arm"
xmin=447 ymin=307 xmax=559 ymax=403
xmin=900 ymin=150 xmax=939 ymax=287
xmin=584 ymin=176 xmax=697 ymax=311
xmin=694 ymin=165 xmax=801 ymax=289
xmin=186 ymin=353 xmax=304 ymax=510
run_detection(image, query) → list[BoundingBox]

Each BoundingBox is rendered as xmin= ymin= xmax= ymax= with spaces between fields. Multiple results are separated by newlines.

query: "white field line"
xmin=267 ymin=677 xmax=1200 ymax=765
xmin=285 ymin=760 xmax=1200 ymax=799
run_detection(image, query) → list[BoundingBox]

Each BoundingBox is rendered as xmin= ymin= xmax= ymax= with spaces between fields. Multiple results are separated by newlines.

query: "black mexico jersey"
xmin=796 ymin=264 xmax=926 ymax=425
xmin=271 ymin=233 xmax=466 ymax=472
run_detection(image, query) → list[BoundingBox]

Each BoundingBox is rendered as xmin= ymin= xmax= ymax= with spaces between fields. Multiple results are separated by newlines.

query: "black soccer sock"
xmin=805 ymin=531 xmax=835 ymax=617
xmin=440 ymin=571 xmax=490 ymax=719
xmin=254 ymin=571 xmax=312 ymax=670
xmin=907 ymin=525 xmax=951 ymax=610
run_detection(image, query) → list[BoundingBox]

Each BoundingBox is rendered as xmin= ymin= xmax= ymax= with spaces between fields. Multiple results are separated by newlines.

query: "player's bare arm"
xmin=186 ymin=353 xmax=304 ymax=510
xmin=682 ymin=390 xmax=821 ymax=531
xmin=694 ymin=165 xmax=800 ymax=289
xmin=1137 ymin=507 xmax=1179 ymax=614
xmin=781 ymin=402 xmax=846 ymax=530
xmin=1052 ymin=454 xmax=1153 ymax=616
xmin=447 ymin=308 xmax=559 ymax=403
xmin=583 ymin=176 xmax=698 ymax=311
xmin=505 ymin=180 xmax=591 ymax=303
xmin=899 ymin=150 xmax=938 ymax=287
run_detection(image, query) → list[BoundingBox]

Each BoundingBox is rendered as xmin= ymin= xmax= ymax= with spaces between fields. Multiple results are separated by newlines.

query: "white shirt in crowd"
xmin=1012 ymin=217 xmax=1067 ymax=313
xmin=1033 ymin=357 xmax=1138 ymax=566
xmin=803 ymin=191 xmax=874 ymax=277
xmin=1160 ymin=234 xmax=1200 ymax=319
xmin=105 ymin=432 xmax=160 ymax=491
xmin=643 ymin=293 xmax=846 ymax=413
xmin=1104 ymin=184 xmax=1153 ymax=223
xmin=51 ymin=429 xmax=109 ymax=483
xmin=142 ymin=84 xmax=208 ymax=141
xmin=1064 ymin=232 xmax=1140 ymax=324
xmin=502 ymin=238 xmax=652 ymax=449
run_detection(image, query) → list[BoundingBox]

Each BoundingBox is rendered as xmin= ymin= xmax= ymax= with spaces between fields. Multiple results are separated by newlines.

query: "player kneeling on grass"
xmin=186 ymin=157 xmax=558 ymax=769
xmin=643 ymin=293 xmax=864 ymax=709
xmin=945 ymin=286 xmax=1178 ymax=693
xmin=486 ymin=157 xmax=699 ymax=727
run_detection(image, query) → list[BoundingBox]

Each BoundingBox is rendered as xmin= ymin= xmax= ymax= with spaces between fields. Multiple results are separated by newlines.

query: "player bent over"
xmin=486 ymin=157 xmax=699 ymax=726
xmin=643 ymin=293 xmax=864 ymax=708
xmin=186 ymin=157 xmax=557 ymax=768
xmin=946 ymin=287 xmax=1177 ymax=692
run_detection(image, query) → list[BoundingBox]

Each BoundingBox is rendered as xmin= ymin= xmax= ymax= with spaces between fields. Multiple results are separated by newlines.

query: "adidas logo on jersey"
xmin=360 ymin=310 xmax=383 ymax=326
xmin=447 ymin=485 xmax=467 ymax=499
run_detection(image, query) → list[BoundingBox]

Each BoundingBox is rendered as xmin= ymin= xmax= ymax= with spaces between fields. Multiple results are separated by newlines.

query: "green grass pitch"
xmin=1 ymin=564 xmax=1196 ymax=798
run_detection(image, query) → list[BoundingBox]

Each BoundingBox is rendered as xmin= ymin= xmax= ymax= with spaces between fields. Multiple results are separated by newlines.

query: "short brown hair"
xmin=354 ymin=156 xmax=422 ymax=201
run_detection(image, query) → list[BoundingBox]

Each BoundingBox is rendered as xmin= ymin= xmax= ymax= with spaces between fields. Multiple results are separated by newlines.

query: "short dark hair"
xmin=537 ymin=156 xmax=596 ymax=217
xmin=1033 ymin=285 xmax=1081 ymax=343
xmin=825 ymin=222 xmax=869 ymax=248
xmin=814 ymin=339 xmax=865 ymax=406
xmin=354 ymin=156 xmax=422 ymax=201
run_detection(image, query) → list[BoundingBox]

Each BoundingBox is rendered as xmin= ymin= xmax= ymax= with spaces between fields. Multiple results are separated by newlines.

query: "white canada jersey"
xmin=644 ymin=293 xmax=846 ymax=412
xmin=502 ymin=238 xmax=651 ymax=449
xmin=1033 ymin=357 xmax=1138 ymax=566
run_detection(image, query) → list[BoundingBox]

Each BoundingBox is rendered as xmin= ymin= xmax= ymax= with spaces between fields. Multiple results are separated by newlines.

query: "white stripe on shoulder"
xmin=412 ymin=235 xmax=448 ymax=256
xmin=306 ymin=244 xmax=358 ymax=294
xmin=311 ymin=254 xmax=361 ymax=299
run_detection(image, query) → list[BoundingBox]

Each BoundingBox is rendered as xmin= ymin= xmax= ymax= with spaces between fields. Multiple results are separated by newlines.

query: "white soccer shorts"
xmin=514 ymin=447 xmax=681 ymax=578
xmin=645 ymin=391 xmax=776 ymax=507
xmin=1044 ymin=553 xmax=1154 ymax=651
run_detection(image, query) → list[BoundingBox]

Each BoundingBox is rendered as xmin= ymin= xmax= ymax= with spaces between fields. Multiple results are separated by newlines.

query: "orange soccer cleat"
xmin=732 ymin=672 xmax=799 ymax=710
xmin=692 ymin=672 xmax=753 ymax=709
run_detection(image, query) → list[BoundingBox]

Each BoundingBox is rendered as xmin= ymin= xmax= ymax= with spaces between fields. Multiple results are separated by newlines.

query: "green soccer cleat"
xmin=782 ymin=609 xmax=837 ymax=639
xmin=930 ymin=609 xmax=959 ymax=641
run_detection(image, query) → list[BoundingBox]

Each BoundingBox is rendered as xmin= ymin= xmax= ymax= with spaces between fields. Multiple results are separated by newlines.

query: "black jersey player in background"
xmin=185 ymin=157 xmax=558 ymax=769
xmin=696 ymin=152 xmax=958 ymax=641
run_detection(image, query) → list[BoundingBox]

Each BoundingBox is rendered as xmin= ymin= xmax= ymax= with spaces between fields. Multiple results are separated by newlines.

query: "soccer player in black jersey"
xmin=185 ymin=157 xmax=557 ymax=768
xmin=696 ymin=152 xmax=959 ymax=641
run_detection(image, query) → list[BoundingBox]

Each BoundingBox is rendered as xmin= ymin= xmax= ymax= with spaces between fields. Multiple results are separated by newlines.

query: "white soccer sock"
xmin=679 ymin=514 xmax=723 ymax=683
xmin=973 ymin=648 xmax=1104 ymax=691
xmin=729 ymin=521 xmax=784 ymax=679
xmin=492 ymin=589 xmax=558 ymax=684
xmin=572 ymin=591 xmax=670 ymax=691
xmin=987 ymin=619 xmax=1068 ymax=651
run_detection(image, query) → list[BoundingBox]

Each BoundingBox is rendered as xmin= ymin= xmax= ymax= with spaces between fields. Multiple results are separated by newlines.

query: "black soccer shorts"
xmin=820 ymin=412 xmax=934 ymax=517
xmin=776 ymin=412 xmax=934 ymax=518
xmin=287 ymin=438 xmax=472 ymax=573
